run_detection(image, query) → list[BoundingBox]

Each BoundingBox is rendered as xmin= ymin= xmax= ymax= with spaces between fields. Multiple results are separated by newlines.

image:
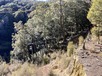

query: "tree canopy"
xmin=87 ymin=0 xmax=102 ymax=36
xmin=12 ymin=0 xmax=91 ymax=62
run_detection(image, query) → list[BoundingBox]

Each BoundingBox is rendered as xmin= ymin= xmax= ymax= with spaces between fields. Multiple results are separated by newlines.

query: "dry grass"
xmin=79 ymin=36 xmax=84 ymax=46
xmin=0 ymin=62 xmax=37 ymax=76
xmin=0 ymin=62 xmax=9 ymax=76
xmin=67 ymin=41 xmax=75 ymax=57
xmin=51 ymin=53 xmax=71 ymax=75
xmin=58 ymin=54 xmax=71 ymax=70
xmin=11 ymin=62 xmax=36 ymax=76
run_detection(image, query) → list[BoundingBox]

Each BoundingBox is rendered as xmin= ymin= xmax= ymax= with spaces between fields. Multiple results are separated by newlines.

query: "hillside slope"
xmin=0 ymin=36 xmax=101 ymax=76
xmin=34 ymin=36 xmax=102 ymax=76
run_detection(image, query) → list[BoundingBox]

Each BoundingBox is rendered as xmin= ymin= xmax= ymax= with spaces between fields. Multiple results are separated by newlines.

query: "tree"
xmin=14 ymin=10 xmax=28 ymax=23
xmin=87 ymin=0 xmax=102 ymax=26
xmin=12 ymin=21 xmax=30 ymax=61
xmin=12 ymin=0 xmax=91 ymax=62
xmin=87 ymin=0 xmax=102 ymax=41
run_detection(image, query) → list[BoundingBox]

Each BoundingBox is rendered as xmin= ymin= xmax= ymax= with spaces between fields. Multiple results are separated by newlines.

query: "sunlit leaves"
xmin=87 ymin=0 xmax=102 ymax=25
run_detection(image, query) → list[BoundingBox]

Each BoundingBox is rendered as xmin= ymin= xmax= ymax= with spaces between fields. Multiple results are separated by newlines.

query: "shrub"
xmin=67 ymin=41 xmax=75 ymax=57
xmin=87 ymin=0 xmax=102 ymax=28
xmin=42 ymin=54 xmax=50 ymax=65
xmin=87 ymin=0 xmax=102 ymax=38
xmin=91 ymin=27 xmax=100 ymax=41
xmin=78 ymin=36 xmax=84 ymax=46
xmin=91 ymin=27 xmax=99 ymax=36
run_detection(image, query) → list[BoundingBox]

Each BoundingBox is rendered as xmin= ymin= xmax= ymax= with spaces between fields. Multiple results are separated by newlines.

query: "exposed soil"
xmin=78 ymin=36 xmax=102 ymax=76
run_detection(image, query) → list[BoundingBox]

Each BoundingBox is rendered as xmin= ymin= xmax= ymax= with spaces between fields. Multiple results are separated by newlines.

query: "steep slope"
xmin=78 ymin=36 xmax=102 ymax=76
xmin=0 ymin=36 xmax=101 ymax=76
xmin=34 ymin=36 xmax=102 ymax=76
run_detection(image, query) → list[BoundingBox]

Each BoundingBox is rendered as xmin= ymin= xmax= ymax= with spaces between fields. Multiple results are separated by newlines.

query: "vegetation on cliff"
xmin=0 ymin=0 xmax=102 ymax=76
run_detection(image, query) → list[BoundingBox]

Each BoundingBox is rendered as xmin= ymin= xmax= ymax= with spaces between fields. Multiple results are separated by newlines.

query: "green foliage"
xmin=87 ymin=0 xmax=102 ymax=36
xmin=87 ymin=0 xmax=102 ymax=26
xmin=12 ymin=21 xmax=30 ymax=60
xmin=14 ymin=10 xmax=28 ymax=23
xmin=67 ymin=41 xmax=75 ymax=57
xmin=93 ymin=26 xmax=102 ymax=37
xmin=12 ymin=0 xmax=91 ymax=62
xmin=91 ymin=26 xmax=99 ymax=36
xmin=42 ymin=55 xmax=50 ymax=65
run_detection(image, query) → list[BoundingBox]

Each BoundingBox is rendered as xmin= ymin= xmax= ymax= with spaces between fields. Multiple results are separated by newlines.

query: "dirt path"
xmin=78 ymin=37 xmax=102 ymax=76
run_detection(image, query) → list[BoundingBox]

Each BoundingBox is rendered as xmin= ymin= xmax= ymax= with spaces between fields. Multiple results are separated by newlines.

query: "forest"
xmin=11 ymin=0 xmax=92 ymax=63
xmin=0 ymin=0 xmax=102 ymax=76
